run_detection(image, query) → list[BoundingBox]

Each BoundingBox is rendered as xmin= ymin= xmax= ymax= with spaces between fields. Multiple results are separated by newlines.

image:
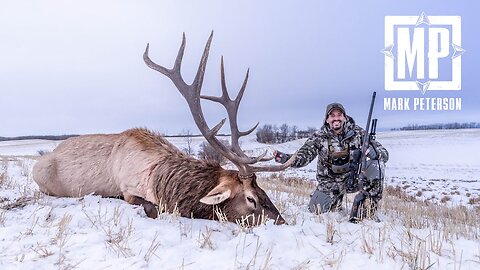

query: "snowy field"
xmin=0 ymin=129 xmax=479 ymax=269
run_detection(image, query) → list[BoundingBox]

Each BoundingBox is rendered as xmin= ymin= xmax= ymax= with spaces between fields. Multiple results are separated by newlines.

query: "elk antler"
xmin=144 ymin=32 xmax=296 ymax=177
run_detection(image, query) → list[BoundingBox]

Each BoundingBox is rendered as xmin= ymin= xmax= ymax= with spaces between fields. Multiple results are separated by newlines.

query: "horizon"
xmin=1 ymin=120 xmax=479 ymax=139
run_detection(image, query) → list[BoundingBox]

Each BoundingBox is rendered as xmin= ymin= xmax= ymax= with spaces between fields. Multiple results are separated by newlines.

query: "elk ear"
xmin=200 ymin=184 xmax=232 ymax=205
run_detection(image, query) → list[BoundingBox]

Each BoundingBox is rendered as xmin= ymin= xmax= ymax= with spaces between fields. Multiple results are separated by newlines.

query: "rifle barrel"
xmin=359 ymin=92 xmax=377 ymax=189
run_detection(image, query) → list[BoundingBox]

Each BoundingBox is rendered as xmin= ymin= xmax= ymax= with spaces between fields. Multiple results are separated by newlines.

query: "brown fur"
xmin=32 ymin=128 xmax=285 ymax=224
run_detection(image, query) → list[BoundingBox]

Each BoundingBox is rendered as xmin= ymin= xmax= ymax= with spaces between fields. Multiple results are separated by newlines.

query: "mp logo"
xmin=383 ymin=12 xmax=465 ymax=94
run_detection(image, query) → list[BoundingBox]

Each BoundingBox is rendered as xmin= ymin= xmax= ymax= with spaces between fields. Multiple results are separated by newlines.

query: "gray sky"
xmin=1 ymin=0 xmax=478 ymax=137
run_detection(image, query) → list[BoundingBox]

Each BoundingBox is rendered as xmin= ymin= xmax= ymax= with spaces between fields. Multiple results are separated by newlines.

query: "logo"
xmin=382 ymin=12 xmax=465 ymax=94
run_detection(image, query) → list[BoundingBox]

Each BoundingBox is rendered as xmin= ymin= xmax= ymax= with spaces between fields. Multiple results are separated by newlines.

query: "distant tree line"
xmin=256 ymin=124 xmax=317 ymax=144
xmin=0 ymin=135 xmax=79 ymax=142
xmin=392 ymin=122 xmax=480 ymax=131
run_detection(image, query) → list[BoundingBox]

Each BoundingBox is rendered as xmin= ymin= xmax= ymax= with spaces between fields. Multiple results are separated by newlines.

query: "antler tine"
xmin=143 ymin=33 xmax=188 ymax=96
xmin=239 ymin=121 xmax=259 ymax=137
xmin=144 ymin=43 xmax=171 ymax=76
xmin=250 ymin=153 xmax=297 ymax=173
xmin=220 ymin=56 xmax=232 ymax=101
xmin=234 ymin=67 xmax=249 ymax=111
xmin=192 ymin=31 xmax=214 ymax=97
xmin=208 ymin=118 xmax=227 ymax=138
xmin=200 ymin=56 xmax=229 ymax=104
xmin=173 ymin=33 xmax=186 ymax=71
xmin=258 ymin=155 xmax=274 ymax=162
xmin=248 ymin=149 xmax=269 ymax=164
xmin=231 ymin=68 xmax=258 ymax=140
xmin=243 ymin=149 xmax=275 ymax=164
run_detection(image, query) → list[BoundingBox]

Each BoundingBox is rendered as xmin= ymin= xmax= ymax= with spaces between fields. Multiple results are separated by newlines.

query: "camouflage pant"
xmin=316 ymin=176 xmax=383 ymax=211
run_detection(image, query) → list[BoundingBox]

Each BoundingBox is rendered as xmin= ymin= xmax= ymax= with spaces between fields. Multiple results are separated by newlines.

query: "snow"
xmin=1 ymin=129 xmax=479 ymax=269
xmin=0 ymin=140 xmax=61 ymax=156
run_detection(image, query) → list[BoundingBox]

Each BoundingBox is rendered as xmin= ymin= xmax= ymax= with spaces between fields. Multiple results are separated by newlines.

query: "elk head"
xmin=144 ymin=32 xmax=296 ymax=225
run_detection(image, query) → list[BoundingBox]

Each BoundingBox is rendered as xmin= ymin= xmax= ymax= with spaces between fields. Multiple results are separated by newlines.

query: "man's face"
xmin=326 ymin=109 xmax=346 ymax=133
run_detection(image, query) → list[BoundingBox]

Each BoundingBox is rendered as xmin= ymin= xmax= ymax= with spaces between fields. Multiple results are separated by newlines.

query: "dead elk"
xmin=32 ymin=32 xmax=295 ymax=225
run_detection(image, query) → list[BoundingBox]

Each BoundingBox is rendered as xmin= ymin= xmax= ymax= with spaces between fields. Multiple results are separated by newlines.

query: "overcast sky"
xmin=1 ymin=0 xmax=478 ymax=137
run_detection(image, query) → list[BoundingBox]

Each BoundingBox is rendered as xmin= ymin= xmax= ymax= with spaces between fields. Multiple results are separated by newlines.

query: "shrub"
xmin=197 ymin=139 xmax=230 ymax=164
xmin=37 ymin=150 xmax=50 ymax=156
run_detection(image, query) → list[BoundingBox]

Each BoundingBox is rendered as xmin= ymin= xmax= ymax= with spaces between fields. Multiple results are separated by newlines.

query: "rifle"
xmin=349 ymin=91 xmax=377 ymax=223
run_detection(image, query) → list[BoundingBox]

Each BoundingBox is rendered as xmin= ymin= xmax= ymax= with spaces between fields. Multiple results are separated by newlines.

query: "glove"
xmin=274 ymin=150 xmax=290 ymax=164
xmin=370 ymin=140 xmax=389 ymax=162
xmin=366 ymin=144 xmax=378 ymax=160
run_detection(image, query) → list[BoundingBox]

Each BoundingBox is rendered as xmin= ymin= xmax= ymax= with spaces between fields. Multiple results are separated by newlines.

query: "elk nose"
xmin=275 ymin=216 xmax=287 ymax=225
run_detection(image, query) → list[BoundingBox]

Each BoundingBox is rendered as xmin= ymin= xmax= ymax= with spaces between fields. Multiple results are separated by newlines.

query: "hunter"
xmin=274 ymin=102 xmax=389 ymax=222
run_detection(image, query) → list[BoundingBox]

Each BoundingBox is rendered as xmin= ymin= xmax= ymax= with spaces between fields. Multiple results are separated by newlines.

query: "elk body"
xmin=32 ymin=32 xmax=295 ymax=224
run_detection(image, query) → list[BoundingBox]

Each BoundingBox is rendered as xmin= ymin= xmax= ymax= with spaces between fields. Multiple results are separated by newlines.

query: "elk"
xmin=32 ymin=32 xmax=295 ymax=225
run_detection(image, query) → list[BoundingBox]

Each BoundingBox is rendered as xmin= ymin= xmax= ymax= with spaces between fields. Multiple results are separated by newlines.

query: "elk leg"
xmin=124 ymin=194 xmax=158 ymax=219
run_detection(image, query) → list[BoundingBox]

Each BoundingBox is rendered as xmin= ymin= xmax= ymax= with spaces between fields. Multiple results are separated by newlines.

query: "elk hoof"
xmin=143 ymin=203 xmax=158 ymax=219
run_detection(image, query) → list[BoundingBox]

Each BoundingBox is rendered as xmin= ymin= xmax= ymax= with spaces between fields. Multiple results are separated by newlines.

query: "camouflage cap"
xmin=325 ymin=102 xmax=346 ymax=118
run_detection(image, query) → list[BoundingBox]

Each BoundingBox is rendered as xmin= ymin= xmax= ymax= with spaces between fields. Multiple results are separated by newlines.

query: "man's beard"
xmin=332 ymin=121 xmax=343 ymax=131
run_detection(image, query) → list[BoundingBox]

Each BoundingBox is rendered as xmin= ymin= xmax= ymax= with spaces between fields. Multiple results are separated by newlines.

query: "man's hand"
xmin=366 ymin=144 xmax=378 ymax=160
xmin=273 ymin=150 xmax=289 ymax=164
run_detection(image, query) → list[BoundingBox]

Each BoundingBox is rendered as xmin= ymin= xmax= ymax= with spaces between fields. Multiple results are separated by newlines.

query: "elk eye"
xmin=247 ymin=197 xmax=257 ymax=208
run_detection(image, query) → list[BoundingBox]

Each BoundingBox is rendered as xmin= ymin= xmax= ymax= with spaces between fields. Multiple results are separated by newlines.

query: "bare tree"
xmin=256 ymin=124 xmax=275 ymax=143
xmin=306 ymin=126 xmax=317 ymax=136
xmin=181 ymin=129 xmax=194 ymax=156
xmin=291 ymin=125 xmax=298 ymax=140
xmin=279 ymin=123 xmax=289 ymax=143
xmin=198 ymin=139 xmax=230 ymax=164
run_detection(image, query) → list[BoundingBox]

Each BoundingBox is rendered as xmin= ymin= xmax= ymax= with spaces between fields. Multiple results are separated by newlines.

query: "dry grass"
xmin=236 ymin=212 xmax=270 ymax=231
xmin=0 ymin=211 xmax=6 ymax=226
xmin=257 ymin=174 xmax=315 ymax=225
xmin=383 ymin=185 xmax=480 ymax=239
xmin=440 ymin=195 xmax=452 ymax=203
xmin=259 ymin=176 xmax=480 ymax=238
xmin=324 ymin=215 xmax=337 ymax=244
xmin=143 ymin=233 xmax=161 ymax=262
xmin=197 ymin=226 xmax=215 ymax=249
xmin=258 ymin=175 xmax=480 ymax=268
xmin=0 ymin=156 xmax=43 ymax=214
xmin=81 ymin=203 xmax=135 ymax=258
xmin=0 ymin=196 xmax=33 ymax=210
xmin=1 ymin=157 xmax=10 ymax=188
xmin=242 ymin=237 xmax=274 ymax=270
xmin=468 ymin=196 xmax=480 ymax=205
xmin=260 ymin=173 xmax=316 ymax=198
xmin=31 ymin=243 xmax=54 ymax=258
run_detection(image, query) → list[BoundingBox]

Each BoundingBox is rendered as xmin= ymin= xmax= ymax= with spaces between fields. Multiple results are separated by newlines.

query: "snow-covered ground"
xmin=0 ymin=129 xmax=479 ymax=269
xmin=0 ymin=139 xmax=61 ymax=156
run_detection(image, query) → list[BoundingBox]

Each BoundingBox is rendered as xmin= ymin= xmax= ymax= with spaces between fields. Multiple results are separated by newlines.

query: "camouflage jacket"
xmin=285 ymin=117 xmax=388 ymax=183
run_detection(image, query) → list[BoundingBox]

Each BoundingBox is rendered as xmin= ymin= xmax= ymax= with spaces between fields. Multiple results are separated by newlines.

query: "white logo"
xmin=383 ymin=12 xmax=465 ymax=94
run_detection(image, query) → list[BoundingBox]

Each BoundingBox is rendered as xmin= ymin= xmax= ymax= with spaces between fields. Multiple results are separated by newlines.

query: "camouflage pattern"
xmin=363 ymin=156 xmax=387 ymax=198
xmin=308 ymin=189 xmax=333 ymax=213
xmin=282 ymin=116 xmax=388 ymax=211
